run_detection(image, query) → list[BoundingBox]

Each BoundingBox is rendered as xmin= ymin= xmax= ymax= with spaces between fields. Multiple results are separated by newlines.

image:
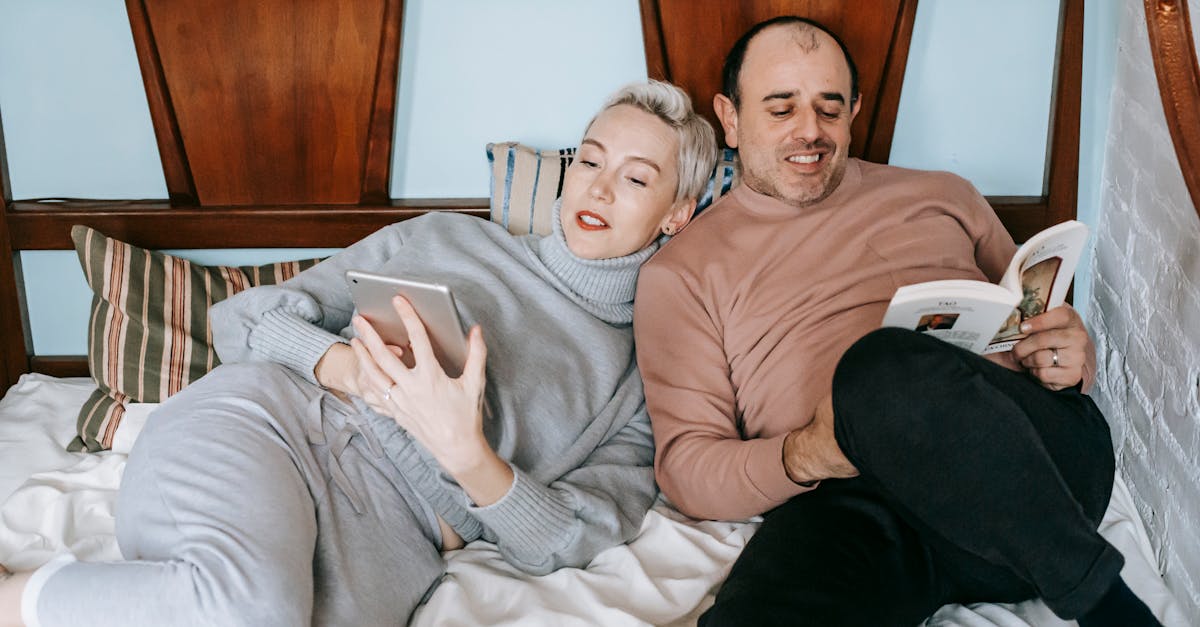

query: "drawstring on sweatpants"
xmin=328 ymin=427 xmax=365 ymax=514
xmin=310 ymin=395 xmax=387 ymax=516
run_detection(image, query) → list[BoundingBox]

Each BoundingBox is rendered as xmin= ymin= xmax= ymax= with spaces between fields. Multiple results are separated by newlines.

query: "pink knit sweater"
xmin=634 ymin=159 xmax=1052 ymax=521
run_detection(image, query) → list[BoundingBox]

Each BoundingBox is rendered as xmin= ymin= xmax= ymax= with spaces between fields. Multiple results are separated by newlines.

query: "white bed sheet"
xmin=0 ymin=373 xmax=1188 ymax=626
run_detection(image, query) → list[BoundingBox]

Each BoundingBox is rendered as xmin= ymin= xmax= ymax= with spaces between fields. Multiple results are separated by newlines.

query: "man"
xmin=633 ymin=16 xmax=1161 ymax=627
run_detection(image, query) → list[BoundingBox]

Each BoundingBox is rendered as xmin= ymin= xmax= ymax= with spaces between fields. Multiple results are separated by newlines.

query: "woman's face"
xmin=560 ymin=104 xmax=691 ymax=260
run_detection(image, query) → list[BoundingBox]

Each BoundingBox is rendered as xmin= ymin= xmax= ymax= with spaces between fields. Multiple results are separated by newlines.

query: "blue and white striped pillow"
xmin=487 ymin=142 xmax=737 ymax=236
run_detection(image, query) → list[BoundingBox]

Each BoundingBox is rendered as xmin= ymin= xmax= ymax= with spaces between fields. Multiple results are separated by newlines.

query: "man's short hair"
xmin=721 ymin=16 xmax=860 ymax=110
xmin=586 ymin=80 xmax=718 ymax=204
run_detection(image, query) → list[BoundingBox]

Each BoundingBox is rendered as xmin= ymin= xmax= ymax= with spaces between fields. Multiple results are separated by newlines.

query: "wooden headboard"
xmin=641 ymin=0 xmax=919 ymax=163
xmin=0 ymin=0 xmax=1084 ymax=392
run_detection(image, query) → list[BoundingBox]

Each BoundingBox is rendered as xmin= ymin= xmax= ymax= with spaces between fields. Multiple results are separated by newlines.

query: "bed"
xmin=0 ymin=373 xmax=1186 ymax=626
xmin=0 ymin=1 xmax=1190 ymax=625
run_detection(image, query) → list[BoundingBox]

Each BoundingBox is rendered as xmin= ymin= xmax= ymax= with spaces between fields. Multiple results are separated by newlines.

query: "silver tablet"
xmin=345 ymin=270 xmax=469 ymax=377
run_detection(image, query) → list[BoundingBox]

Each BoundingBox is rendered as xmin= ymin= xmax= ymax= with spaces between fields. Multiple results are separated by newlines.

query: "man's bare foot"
xmin=0 ymin=563 xmax=32 ymax=627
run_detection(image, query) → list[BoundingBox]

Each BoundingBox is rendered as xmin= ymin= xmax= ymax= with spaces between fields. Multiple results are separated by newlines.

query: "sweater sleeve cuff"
xmin=22 ymin=554 xmax=77 ymax=627
xmin=248 ymin=309 xmax=346 ymax=384
xmin=367 ymin=415 xmax=484 ymax=542
xmin=745 ymin=433 xmax=818 ymax=505
xmin=469 ymin=465 xmax=576 ymax=554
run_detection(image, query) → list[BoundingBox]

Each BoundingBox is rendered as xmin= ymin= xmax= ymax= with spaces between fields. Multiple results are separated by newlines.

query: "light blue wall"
xmin=2 ymin=0 xmax=1096 ymax=355
xmin=392 ymin=0 xmax=647 ymax=197
xmin=1076 ymin=0 xmax=1121 ymax=320
xmin=890 ymin=0 xmax=1060 ymax=196
xmin=0 ymin=0 xmax=165 ymax=199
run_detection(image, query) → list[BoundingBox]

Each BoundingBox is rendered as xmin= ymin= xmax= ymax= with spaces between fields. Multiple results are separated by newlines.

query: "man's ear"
xmin=713 ymin=94 xmax=739 ymax=149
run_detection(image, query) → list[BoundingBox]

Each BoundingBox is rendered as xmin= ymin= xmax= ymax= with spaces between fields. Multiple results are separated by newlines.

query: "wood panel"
xmin=1 ymin=0 xmax=425 ymax=394
xmin=1144 ymin=0 xmax=1200 ymax=219
xmin=640 ymin=0 xmax=919 ymax=162
xmin=7 ymin=200 xmax=489 ymax=250
xmin=29 ymin=356 xmax=90 ymax=379
xmin=127 ymin=0 xmax=403 ymax=206
xmin=0 ymin=108 xmax=30 ymax=391
xmin=1041 ymin=0 xmax=1083 ymax=238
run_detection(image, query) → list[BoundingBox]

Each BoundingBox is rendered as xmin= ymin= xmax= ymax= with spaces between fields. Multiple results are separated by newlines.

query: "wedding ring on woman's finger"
xmin=382 ymin=384 xmax=397 ymax=401
xmin=1051 ymin=347 xmax=1060 ymax=367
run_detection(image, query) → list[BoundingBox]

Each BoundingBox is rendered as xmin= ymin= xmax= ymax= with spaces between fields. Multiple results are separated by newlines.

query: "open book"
xmin=880 ymin=220 xmax=1089 ymax=354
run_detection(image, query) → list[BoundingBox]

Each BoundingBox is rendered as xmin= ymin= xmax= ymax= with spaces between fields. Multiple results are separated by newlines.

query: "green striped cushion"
xmin=69 ymin=225 xmax=323 ymax=452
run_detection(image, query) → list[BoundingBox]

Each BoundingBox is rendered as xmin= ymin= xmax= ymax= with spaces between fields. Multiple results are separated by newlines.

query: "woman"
xmin=0 ymin=80 xmax=717 ymax=626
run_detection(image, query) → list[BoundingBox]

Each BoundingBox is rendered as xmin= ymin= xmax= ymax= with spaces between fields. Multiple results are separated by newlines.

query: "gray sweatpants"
xmin=36 ymin=362 xmax=446 ymax=627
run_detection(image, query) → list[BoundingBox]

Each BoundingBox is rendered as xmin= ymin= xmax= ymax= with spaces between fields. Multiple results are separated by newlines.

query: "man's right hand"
xmin=782 ymin=393 xmax=859 ymax=485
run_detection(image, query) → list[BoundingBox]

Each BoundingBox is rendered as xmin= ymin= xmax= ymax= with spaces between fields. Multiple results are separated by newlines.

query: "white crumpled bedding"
xmin=0 ymin=373 xmax=1187 ymax=626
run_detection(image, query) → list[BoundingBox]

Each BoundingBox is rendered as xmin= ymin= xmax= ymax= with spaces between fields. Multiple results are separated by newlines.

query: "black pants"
xmin=700 ymin=328 xmax=1121 ymax=627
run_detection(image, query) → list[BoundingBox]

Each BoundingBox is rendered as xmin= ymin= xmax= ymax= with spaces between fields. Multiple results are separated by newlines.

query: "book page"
xmin=882 ymin=280 xmax=1019 ymax=353
xmin=910 ymin=310 xmax=987 ymax=352
xmin=986 ymin=220 xmax=1088 ymax=353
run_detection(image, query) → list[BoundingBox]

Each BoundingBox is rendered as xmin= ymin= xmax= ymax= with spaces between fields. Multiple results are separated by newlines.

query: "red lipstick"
xmin=575 ymin=211 xmax=610 ymax=231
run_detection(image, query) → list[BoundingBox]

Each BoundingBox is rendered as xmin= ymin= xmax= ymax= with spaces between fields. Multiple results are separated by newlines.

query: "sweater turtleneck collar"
xmin=532 ymin=199 xmax=659 ymax=325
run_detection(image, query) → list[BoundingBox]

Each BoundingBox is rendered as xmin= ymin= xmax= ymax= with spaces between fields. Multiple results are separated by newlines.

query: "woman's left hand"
xmin=351 ymin=296 xmax=489 ymax=474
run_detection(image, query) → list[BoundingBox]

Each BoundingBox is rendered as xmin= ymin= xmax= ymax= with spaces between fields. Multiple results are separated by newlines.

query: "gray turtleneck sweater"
xmin=209 ymin=208 xmax=658 ymax=575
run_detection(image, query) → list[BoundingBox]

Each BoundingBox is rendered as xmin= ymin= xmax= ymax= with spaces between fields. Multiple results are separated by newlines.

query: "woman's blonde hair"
xmin=585 ymin=80 xmax=718 ymax=204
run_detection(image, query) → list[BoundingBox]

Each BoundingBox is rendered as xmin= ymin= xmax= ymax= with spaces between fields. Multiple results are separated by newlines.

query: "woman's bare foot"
xmin=0 ymin=563 xmax=32 ymax=627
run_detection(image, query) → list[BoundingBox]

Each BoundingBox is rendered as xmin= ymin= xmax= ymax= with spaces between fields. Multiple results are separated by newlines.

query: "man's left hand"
xmin=1009 ymin=304 xmax=1092 ymax=391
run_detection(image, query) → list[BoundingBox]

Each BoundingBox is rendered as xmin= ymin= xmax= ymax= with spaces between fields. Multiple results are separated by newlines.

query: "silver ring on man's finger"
xmin=1051 ymin=347 xmax=1059 ymax=367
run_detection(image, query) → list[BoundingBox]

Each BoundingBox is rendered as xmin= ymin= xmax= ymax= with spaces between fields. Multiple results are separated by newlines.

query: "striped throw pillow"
xmin=699 ymin=147 xmax=739 ymax=214
xmin=69 ymin=225 xmax=324 ymax=452
xmin=486 ymin=142 xmax=576 ymax=236
xmin=486 ymin=142 xmax=739 ymax=236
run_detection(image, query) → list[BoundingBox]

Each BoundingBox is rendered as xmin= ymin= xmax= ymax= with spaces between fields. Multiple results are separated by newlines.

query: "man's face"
xmin=715 ymin=25 xmax=860 ymax=208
